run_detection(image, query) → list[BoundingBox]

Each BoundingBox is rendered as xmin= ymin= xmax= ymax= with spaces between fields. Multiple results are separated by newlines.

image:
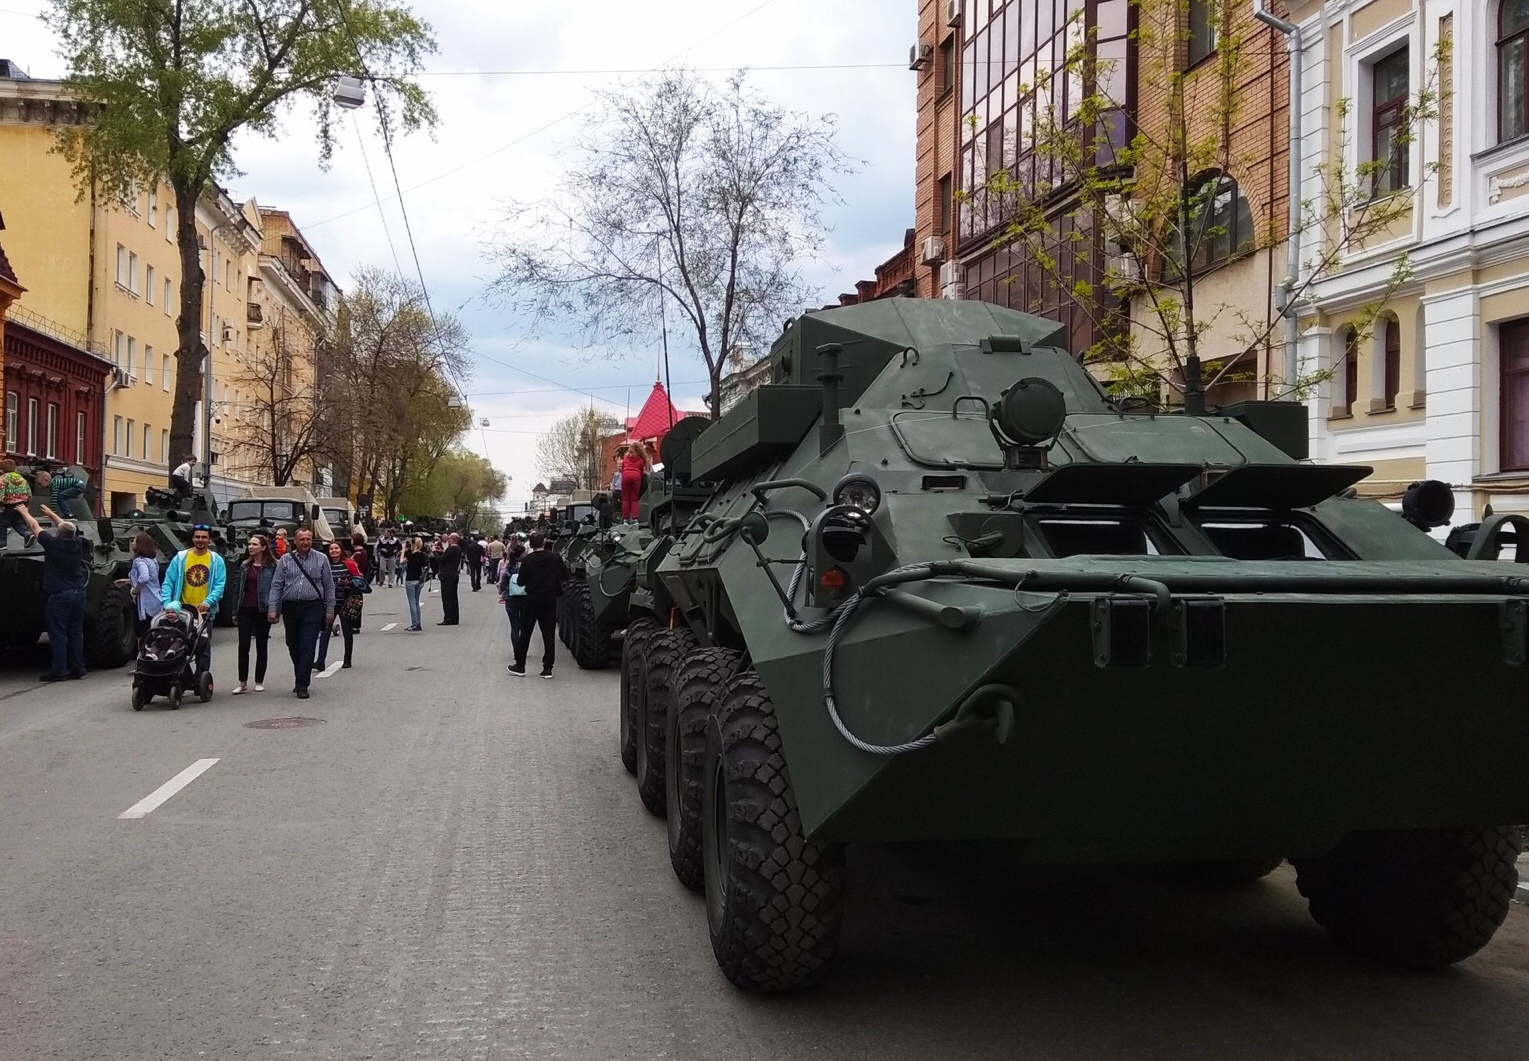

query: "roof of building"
xmin=627 ymin=381 xmax=706 ymax=442
xmin=0 ymin=238 xmax=19 ymax=287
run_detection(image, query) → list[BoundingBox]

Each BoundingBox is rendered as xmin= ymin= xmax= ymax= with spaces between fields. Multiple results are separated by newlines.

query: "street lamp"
xmin=334 ymin=76 xmax=367 ymax=110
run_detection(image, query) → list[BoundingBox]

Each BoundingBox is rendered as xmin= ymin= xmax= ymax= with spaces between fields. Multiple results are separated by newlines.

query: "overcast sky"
xmin=0 ymin=0 xmax=914 ymax=515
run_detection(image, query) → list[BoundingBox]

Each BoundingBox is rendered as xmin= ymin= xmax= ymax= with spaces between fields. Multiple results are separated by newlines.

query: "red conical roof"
xmin=627 ymin=381 xmax=683 ymax=443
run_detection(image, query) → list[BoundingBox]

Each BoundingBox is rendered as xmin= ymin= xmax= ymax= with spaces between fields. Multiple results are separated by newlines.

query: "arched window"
xmin=1502 ymin=0 xmax=1529 ymax=143
xmin=1382 ymin=316 xmax=1401 ymax=409
xmin=1167 ymin=172 xmax=1255 ymax=278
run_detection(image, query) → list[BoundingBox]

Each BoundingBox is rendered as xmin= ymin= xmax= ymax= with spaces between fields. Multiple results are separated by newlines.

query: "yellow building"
xmin=1 ymin=70 xmax=184 ymax=511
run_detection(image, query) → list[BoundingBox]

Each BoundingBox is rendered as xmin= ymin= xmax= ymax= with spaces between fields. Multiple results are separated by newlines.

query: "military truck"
xmin=0 ymin=494 xmax=137 ymax=667
xmin=613 ymin=299 xmax=1529 ymax=991
xmin=315 ymin=496 xmax=357 ymax=541
xmin=225 ymin=487 xmax=337 ymax=546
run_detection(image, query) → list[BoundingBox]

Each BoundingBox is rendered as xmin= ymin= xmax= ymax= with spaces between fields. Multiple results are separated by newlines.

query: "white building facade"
xmin=1294 ymin=0 xmax=1529 ymax=519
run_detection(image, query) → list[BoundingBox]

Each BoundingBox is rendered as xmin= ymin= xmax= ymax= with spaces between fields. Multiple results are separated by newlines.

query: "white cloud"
xmin=0 ymin=0 xmax=914 ymax=502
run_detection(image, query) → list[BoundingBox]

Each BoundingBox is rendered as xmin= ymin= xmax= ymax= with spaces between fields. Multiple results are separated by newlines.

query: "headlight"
xmin=832 ymin=473 xmax=882 ymax=515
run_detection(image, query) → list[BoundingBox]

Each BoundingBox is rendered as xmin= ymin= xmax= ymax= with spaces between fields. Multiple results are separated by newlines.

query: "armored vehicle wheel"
xmin=666 ymin=647 xmax=741 ymax=892
xmin=85 ymin=584 xmax=136 ymax=669
xmin=570 ymin=581 xmax=612 ymax=670
xmin=619 ymin=616 xmax=659 ymax=775
xmin=701 ymin=671 xmax=844 ymax=991
xmin=637 ymin=627 xmax=697 ymax=816
xmin=1293 ymin=826 xmax=1521 ymax=969
xmin=131 ymin=684 xmax=149 ymax=711
xmin=196 ymin=671 xmax=214 ymax=703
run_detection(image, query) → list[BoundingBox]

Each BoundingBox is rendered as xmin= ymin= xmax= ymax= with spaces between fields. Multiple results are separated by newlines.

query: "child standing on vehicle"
xmin=1 ymin=459 xmax=35 ymax=548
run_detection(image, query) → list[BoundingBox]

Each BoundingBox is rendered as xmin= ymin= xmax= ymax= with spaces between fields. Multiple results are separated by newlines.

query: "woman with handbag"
xmin=231 ymin=533 xmax=277 ymax=693
xmin=126 ymin=532 xmax=160 ymax=646
xmin=315 ymin=540 xmax=362 ymax=670
xmin=496 ymin=540 xmax=528 ymax=651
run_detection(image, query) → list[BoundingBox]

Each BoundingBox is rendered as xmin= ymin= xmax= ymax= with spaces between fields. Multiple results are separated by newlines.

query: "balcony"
xmin=247 ymin=302 xmax=265 ymax=329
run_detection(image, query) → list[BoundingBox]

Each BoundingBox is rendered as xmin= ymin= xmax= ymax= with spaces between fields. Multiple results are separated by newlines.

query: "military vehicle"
xmin=225 ymin=487 xmax=337 ymax=546
xmin=0 ymin=494 xmax=138 ymax=667
xmin=316 ymin=496 xmax=358 ymax=540
xmin=613 ymin=299 xmax=1529 ymax=992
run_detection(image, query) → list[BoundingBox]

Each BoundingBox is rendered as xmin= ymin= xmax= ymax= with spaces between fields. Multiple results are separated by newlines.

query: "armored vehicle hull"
xmin=614 ymin=299 xmax=1529 ymax=990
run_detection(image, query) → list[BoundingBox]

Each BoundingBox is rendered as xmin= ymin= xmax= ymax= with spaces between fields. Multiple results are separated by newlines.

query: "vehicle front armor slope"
xmin=624 ymin=299 xmax=1529 ymax=987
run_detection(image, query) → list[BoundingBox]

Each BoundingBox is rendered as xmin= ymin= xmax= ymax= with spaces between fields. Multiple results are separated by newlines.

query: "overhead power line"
xmin=414 ymin=62 xmax=902 ymax=77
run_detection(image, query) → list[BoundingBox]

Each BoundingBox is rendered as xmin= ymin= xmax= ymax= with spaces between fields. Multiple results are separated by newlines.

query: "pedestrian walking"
xmin=402 ymin=537 xmax=426 ymax=630
xmin=465 ymin=534 xmax=485 ymax=592
xmin=618 ymin=441 xmax=651 ymax=522
xmin=508 ymin=532 xmax=568 ymax=678
xmin=160 ymin=523 xmax=227 ymax=676
xmin=437 ymin=532 xmax=462 ymax=625
xmin=485 ymin=533 xmax=505 ymax=575
xmin=15 ymin=502 xmax=86 ymax=681
xmin=127 ymin=531 xmax=160 ymax=646
xmin=266 ymin=528 xmax=335 ymax=699
xmin=376 ymin=528 xmax=401 ymax=587
xmin=497 ymin=539 xmax=527 ymax=652
xmin=1 ymin=459 xmax=35 ymax=548
xmin=231 ymin=533 xmax=276 ymax=694
xmin=315 ymin=540 xmax=361 ymax=670
xmin=348 ymin=529 xmax=371 ymax=631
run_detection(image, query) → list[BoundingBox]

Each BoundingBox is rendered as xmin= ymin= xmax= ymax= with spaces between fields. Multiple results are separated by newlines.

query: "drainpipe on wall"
xmin=1254 ymin=0 xmax=1303 ymax=399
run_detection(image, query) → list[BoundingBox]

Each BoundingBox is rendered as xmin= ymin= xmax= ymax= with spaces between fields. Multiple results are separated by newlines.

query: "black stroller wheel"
xmin=196 ymin=672 xmax=214 ymax=703
xmin=170 ymin=685 xmax=182 ymax=710
xmin=131 ymin=684 xmax=148 ymax=712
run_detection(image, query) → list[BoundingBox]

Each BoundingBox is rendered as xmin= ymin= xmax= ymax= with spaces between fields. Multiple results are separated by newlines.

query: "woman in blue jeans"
xmin=402 ymin=537 xmax=426 ymax=631
xmin=496 ymin=541 xmax=527 ymax=647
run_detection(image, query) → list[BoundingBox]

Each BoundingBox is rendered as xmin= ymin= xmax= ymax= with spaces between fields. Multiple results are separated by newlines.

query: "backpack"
xmin=503 ymin=558 xmax=527 ymax=597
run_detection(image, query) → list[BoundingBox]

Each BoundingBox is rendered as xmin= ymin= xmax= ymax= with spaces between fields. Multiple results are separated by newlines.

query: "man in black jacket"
xmin=437 ymin=533 xmax=463 ymax=625
xmin=464 ymin=534 xmax=485 ymax=591
xmin=508 ymin=532 xmax=568 ymax=678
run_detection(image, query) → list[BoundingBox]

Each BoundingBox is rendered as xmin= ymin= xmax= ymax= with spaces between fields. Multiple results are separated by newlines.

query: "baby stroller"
xmin=132 ymin=608 xmax=213 ymax=711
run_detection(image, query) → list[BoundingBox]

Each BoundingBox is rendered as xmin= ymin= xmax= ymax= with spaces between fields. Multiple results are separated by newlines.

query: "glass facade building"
xmin=954 ymin=0 xmax=1134 ymax=355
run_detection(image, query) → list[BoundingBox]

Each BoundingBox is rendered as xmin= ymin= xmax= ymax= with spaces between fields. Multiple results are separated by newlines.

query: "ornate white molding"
xmin=1489 ymin=169 xmax=1529 ymax=204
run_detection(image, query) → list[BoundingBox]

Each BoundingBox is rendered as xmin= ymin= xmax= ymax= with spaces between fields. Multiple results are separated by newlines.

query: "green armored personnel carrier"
xmin=615 ymin=299 xmax=1529 ymax=991
xmin=0 ymin=491 xmax=137 ymax=667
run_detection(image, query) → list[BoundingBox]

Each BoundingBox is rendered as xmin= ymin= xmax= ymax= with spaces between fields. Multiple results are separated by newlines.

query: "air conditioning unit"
xmin=945 ymin=0 xmax=961 ymax=27
xmin=1107 ymin=252 xmax=1142 ymax=284
xmin=909 ymin=43 xmax=933 ymax=71
xmin=919 ymin=235 xmax=946 ymax=264
xmin=221 ymin=325 xmax=235 ymax=343
xmin=111 ymin=367 xmax=130 ymax=388
xmin=939 ymin=261 xmax=963 ymax=288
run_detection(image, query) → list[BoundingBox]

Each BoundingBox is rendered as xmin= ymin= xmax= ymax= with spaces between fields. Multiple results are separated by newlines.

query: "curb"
xmin=1518 ymin=878 xmax=1529 ymax=905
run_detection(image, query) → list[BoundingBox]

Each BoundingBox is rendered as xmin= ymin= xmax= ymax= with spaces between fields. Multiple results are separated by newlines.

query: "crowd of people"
xmin=6 ymin=472 xmax=581 ymax=696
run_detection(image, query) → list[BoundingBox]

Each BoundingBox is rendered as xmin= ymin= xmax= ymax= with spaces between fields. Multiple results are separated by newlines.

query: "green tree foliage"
xmin=978 ymin=0 xmax=1441 ymax=408
xmin=487 ymin=69 xmax=852 ymax=418
xmin=398 ymin=449 xmax=506 ymax=531
xmin=49 ymin=0 xmax=437 ymax=469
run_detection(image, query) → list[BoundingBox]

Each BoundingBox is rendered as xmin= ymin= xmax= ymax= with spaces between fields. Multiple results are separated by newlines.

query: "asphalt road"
xmin=0 ymin=584 xmax=1527 ymax=1060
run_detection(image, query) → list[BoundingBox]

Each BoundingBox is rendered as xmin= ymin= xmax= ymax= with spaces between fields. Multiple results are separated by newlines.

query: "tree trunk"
xmin=170 ymin=182 xmax=208 ymax=478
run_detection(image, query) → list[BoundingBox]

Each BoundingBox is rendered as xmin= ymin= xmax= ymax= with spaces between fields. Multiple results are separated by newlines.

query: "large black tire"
xmin=667 ymin=647 xmax=741 ymax=892
xmin=619 ymin=616 xmax=659 ymax=776
xmin=702 ymin=671 xmax=844 ymax=992
xmin=1293 ymin=826 xmax=1522 ymax=969
xmin=636 ymin=627 xmax=696 ymax=816
xmin=85 ymin=584 xmax=136 ymax=669
xmin=569 ymin=580 xmax=612 ymax=670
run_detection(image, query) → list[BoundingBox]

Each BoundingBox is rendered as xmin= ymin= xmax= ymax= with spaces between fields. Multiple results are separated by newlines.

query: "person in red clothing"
xmin=617 ymin=441 xmax=651 ymax=522
xmin=315 ymin=539 xmax=361 ymax=670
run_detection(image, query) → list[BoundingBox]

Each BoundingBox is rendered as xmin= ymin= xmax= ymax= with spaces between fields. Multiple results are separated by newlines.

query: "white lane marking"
xmin=118 ymin=758 xmax=220 ymax=820
xmin=381 ymin=622 xmax=397 ymax=632
xmin=316 ymin=660 xmax=343 ymax=679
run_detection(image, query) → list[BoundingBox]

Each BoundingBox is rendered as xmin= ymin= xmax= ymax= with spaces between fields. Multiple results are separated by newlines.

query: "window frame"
xmin=4 ymin=391 xmax=16 ymax=450
xmin=1187 ymin=0 xmax=1220 ymax=69
xmin=45 ymin=403 xmax=57 ymax=459
xmin=1166 ymin=171 xmax=1255 ymax=279
xmin=125 ymin=418 xmax=135 ymax=460
xmin=112 ymin=416 xmax=123 ymax=456
xmin=26 ymin=398 xmax=38 ymax=456
xmin=1370 ymin=47 xmax=1411 ymax=197
xmin=1503 ymin=0 xmax=1529 ymax=144
xmin=145 ymin=264 xmax=155 ymax=306
xmin=1501 ymin=318 xmax=1529 ymax=472
xmin=1382 ymin=317 xmax=1401 ymax=410
xmin=76 ymin=411 xmax=86 ymax=464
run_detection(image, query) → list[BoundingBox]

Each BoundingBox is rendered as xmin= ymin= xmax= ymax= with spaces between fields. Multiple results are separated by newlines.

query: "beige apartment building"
xmin=0 ymin=65 xmax=342 ymax=512
xmin=1295 ymin=0 xmax=1529 ymax=515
